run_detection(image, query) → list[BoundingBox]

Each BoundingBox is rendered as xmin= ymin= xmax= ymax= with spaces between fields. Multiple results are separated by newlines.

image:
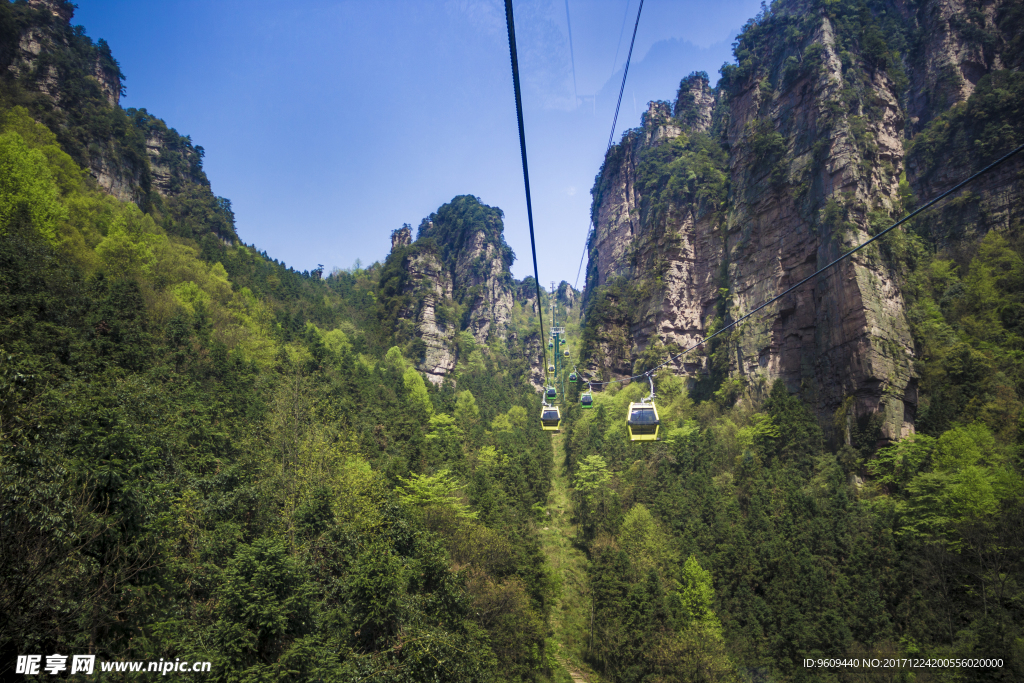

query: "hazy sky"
xmin=74 ymin=0 xmax=762 ymax=286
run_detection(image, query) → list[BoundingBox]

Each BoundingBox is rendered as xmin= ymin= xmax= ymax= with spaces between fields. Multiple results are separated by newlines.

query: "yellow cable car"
xmin=541 ymin=405 xmax=561 ymax=431
xmin=626 ymin=375 xmax=660 ymax=441
xmin=626 ymin=403 xmax=659 ymax=440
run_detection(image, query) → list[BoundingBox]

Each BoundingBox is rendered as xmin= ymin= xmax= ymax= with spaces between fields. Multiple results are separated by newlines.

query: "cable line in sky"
xmin=574 ymin=0 xmax=646 ymax=291
xmin=504 ymin=0 xmax=548 ymax=377
xmin=564 ymin=0 xmax=578 ymax=108
xmin=607 ymin=0 xmax=646 ymax=151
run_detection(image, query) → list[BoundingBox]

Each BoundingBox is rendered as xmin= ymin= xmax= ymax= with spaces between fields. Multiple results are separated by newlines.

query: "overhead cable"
xmin=565 ymin=0 xmax=578 ymax=108
xmin=606 ymin=0 xmax=645 ymax=151
xmin=504 ymin=0 xmax=548 ymax=377
xmin=610 ymin=0 xmax=633 ymax=98
xmin=573 ymin=219 xmax=590 ymax=289
xmin=575 ymin=0 xmax=646 ymax=291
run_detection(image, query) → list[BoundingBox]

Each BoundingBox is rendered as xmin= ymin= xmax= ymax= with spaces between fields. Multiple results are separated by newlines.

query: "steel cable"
xmin=505 ymin=0 xmax=549 ymax=381
xmin=574 ymin=0 xmax=645 ymax=291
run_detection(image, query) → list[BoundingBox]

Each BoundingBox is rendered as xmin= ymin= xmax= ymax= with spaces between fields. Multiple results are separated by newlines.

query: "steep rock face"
xmin=516 ymin=278 xmax=541 ymax=315
xmin=380 ymin=197 xmax=517 ymax=383
xmin=505 ymin=326 xmax=546 ymax=391
xmin=583 ymin=0 xmax=1020 ymax=440
xmin=16 ymin=1 xmax=118 ymax=107
xmin=903 ymin=69 xmax=1024 ymax=250
xmin=392 ymin=223 xmax=413 ymax=250
xmin=5 ymin=2 xmax=124 ymax=128
xmin=26 ymin=0 xmax=72 ymax=23
xmin=417 ymin=196 xmax=516 ymax=346
xmin=584 ymin=95 xmax=725 ymax=382
xmin=399 ymin=248 xmax=457 ymax=384
xmin=725 ymin=13 xmax=914 ymax=440
xmin=899 ymin=0 xmax=1015 ymax=132
xmin=555 ymin=280 xmax=580 ymax=312
xmin=674 ymin=72 xmax=716 ymax=133
xmin=89 ymin=152 xmax=144 ymax=203
xmin=454 ymin=228 xmax=515 ymax=344
xmin=0 ymin=0 xmax=236 ymax=243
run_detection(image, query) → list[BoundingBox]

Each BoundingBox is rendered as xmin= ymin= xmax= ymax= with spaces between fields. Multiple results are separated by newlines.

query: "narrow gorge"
xmin=2 ymin=0 xmax=1023 ymax=681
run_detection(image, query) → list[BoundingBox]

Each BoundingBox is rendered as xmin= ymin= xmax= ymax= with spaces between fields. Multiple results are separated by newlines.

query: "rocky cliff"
xmin=0 ymin=0 xmax=236 ymax=242
xmin=380 ymin=197 xmax=519 ymax=384
xmin=392 ymin=231 xmax=458 ymax=384
xmin=582 ymin=0 xmax=1022 ymax=441
xmin=380 ymin=204 xmax=583 ymax=386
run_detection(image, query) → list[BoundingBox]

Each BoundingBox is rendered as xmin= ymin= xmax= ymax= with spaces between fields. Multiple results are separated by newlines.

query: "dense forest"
xmin=0 ymin=2 xmax=560 ymax=680
xmin=1 ymin=0 xmax=1023 ymax=681
xmin=0 ymin=91 xmax=563 ymax=683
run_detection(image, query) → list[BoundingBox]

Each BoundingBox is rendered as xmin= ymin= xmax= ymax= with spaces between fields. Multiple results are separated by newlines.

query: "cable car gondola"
xmin=548 ymin=341 xmax=553 ymax=349
xmin=541 ymin=405 xmax=561 ymax=431
xmin=563 ymin=350 xmax=569 ymax=357
xmin=569 ymin=372 xmax=578 ymax=383
xmin=545 ymin=386 xmax=557 ymax=401
xmin=581 ymin=385 xmax=598 ymax=411
xmin=548 ymin=364 xmax=555 ymax=373
xmin=626 ymin=375 xmax=660 ymax=441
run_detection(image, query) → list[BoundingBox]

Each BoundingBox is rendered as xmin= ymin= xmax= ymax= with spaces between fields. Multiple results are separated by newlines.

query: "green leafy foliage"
xmin=4 ymin=1 xmax=1024 ymax=681
xmin=635 ymin=128 xmax=730 ymax=215
xmin=0 ymin=128 xmax=67 ymax=243
xmin=398 ymin=469 xmax=478 ymax=519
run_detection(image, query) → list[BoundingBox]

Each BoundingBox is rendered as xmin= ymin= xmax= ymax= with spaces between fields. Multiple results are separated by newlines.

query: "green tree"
xmin=96 ymin=204 xmax=159 ymax=279
xmin=404 ymin=366 xmax=434 ymax=419
xmin=455 ymin=389 xmax=482 ymax=448
xmin=397 ymin=469 xmax=478 ymax=520
xmin=618 ymin=504 xmax=674 ymax=579
xmin=211 ymin=537 xmax=313 ymax=675
xmin=670 ymin=556 xmax=721 ymax=635
xmin=575 ymin=454 xmax=613 ymax=539
xmin=0 ymin=130 xmax=67 ymax=243
xmin=424 ymin=413 xmax=464 ymax=468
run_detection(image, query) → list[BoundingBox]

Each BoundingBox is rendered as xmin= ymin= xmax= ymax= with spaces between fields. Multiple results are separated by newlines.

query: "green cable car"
xmin=580 ymin=392 xmax=593 ymax=409
xmin=626 ymin=375 xmax=660 ymax=441
xmin=548 ymin=341 xmax=553 ymax=349
xmin=569 ymin=372 xmax=578 ymax=383
xmin=541 ymin=405 xmax=561 ymax=431
xmin=545 ymin=386 xmax=557 ymax=401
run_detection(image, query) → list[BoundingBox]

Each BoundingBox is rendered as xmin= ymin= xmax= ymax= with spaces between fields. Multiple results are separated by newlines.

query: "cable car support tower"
xmin=548 ymin=281 xmax=567 ymax=405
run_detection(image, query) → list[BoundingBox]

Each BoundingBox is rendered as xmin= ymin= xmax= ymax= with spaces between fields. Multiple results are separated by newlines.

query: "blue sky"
xmin=74 ymin=0 xmax=762 ymax=286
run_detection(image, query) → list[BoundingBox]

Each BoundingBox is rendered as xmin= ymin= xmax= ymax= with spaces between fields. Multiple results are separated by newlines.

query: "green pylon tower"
xmin=549 ymin=281 xmax=566 ymax=403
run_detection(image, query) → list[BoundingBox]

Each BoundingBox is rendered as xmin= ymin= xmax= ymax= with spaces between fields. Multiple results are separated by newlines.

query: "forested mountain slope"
xmin=0 ymin=2 xmax=574 ymax=680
